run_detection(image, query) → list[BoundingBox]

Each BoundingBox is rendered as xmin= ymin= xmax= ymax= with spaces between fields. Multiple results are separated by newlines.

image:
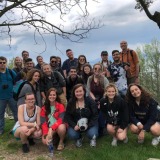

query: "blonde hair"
xmin=104 ymin=83 xmax=118 ymax=98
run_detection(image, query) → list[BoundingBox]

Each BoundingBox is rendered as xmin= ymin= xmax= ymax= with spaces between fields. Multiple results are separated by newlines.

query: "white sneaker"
xmin=123 ymin=136 xmax=128 ymax=144
xmin=90 ymin=139 xmax=96 ymax=147
xmin=152 ymin=136 xmax=160 ymax=146
xmin=111 ymin=137 xmax=117 ymax=146
xmin=76 ymin=138 xmax=82 ymax=147
xmin=138 ymin=139 xmax=144 ymax=144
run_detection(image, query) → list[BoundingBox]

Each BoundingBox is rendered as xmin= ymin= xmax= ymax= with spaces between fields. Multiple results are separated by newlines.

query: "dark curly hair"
xmin=69 ymin=84 xmax=86 ymax=113
xmin=44 ymin=88 xmax=61 ymax=116
xmin=126 ymin=83 xmax=152 ymax=107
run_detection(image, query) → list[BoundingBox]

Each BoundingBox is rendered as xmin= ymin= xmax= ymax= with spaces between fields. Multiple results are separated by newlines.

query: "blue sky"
xmin=0 ymin=0 xmax=160 ymax=64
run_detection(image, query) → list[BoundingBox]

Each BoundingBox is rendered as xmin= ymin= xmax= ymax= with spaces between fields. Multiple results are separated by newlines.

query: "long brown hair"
xmin=44 ymin=88 xmax=61 ymax=116
xmin=126 ymin=83 xmax=152 ymax=107
xmin=69 ymin=84 xmax=86 ymax=112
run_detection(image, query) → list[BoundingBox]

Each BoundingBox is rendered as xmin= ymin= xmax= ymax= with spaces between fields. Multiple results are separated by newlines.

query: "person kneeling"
xmin=100 ymin=84 xmax=129 ymax=146
xmin=12 ymin=93 xmax=42 ymax=153
xmin=126 ymin=84 xmax=160 ymax=146
xmin=65 ymin=84 xmax=99 ymax=147
xmin=41 ymin=88 xmax=66 ymax=152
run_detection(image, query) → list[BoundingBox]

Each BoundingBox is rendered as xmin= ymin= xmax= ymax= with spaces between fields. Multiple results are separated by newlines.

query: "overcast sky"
xmin=0 ymin=0 xmax=160 ymax=64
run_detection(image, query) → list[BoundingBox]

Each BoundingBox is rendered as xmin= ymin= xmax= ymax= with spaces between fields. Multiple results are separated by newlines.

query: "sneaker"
xmin=152 ymin=136 xmax=160 ymax=146
xmin=28 ymin=138 xmax=35 ymax=146
xmin=90 ymin=139 xmax=96 ymax=147
xmin=22 ymin=144 xmax=29 ymax=153
xmin=123 ymin=136 xmax=128 ymax=144
xmin=76 ymin=138 xmax=83 ymax=147
xmin=138 ymin=139 xmax=144 ymax=144
xmin=111 ymin=137 xmax=117 ymax=146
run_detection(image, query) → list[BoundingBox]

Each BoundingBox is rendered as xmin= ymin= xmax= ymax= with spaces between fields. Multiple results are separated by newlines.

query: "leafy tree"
xmin=0 ymin=0 xmax=100 ymax=44
xmin=135 ymin=0 xmax=160 ymax=28
xmin=137 ymin=39 xmax=160 ymax=102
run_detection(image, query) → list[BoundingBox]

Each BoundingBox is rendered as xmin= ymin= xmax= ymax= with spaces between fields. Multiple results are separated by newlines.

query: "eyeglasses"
xmin=51 ymin=61 xmax=57 ymax=63
xmin=0 ymin=62 xmax=6 ymax=64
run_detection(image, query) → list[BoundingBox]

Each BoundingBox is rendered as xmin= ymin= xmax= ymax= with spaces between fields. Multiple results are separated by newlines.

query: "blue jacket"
xmin=0 ymin=68 xmax=16 ymax=100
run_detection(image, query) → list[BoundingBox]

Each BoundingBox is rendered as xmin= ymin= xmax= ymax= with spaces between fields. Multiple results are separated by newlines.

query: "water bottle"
xmin=48 ymin=140 xmax=54 ymax=157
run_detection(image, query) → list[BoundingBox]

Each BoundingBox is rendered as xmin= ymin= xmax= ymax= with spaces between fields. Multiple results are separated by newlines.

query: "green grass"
xmin=1 ymin=120 xmax=160 ymax=160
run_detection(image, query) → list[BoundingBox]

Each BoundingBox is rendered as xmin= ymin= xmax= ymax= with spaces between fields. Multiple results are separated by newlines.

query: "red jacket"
xmin=40 ymin=102 xmax=65 ymax=136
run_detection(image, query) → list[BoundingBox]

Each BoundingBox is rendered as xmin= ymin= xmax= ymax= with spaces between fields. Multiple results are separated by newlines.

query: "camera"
xmin=122 ymin=62 xmax=130 ymax=67
xmin=2 ymin=84 xmax=9 ymax=89
xmin=77 ymin=118 xmax=88 ymax=131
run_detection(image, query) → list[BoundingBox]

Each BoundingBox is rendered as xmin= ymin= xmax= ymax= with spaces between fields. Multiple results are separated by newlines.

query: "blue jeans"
xmin=0 ymin=98 xmax=18 ymax=132
xmin=67 ymin=124 xmax=98 ymax=140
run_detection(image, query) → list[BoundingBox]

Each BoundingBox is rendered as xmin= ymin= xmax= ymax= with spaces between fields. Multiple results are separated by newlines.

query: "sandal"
xmin=57 ymin=143 xmax=64 ymax=151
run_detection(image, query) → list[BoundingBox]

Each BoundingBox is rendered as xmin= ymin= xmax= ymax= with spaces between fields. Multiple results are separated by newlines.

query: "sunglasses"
xmin=0 ymin=62 xmax=6 ymax=64
xmin=51 ymin=61 xmax=57 ymax=63
xmin=94 ymin=67 xmax=101 ymax=71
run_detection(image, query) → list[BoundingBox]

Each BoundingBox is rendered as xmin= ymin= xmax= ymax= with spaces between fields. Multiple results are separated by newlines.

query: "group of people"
xmin=0 ymin=40 xmax=160 ymax=155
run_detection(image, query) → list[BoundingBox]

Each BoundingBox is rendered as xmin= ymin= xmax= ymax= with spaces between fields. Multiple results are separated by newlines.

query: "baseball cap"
xmin=101 ymin=51 xmax=108 ymax=56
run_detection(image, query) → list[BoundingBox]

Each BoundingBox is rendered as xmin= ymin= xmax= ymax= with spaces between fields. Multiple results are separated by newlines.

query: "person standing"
xmin=108 ymin=50 xmax=128 ymax=98
xmin=120 ymin=40 xmax=140 ymax=85
xmin=0 ymin=56 xmax=18 ymax=135
xmin=62 ymin=49 xmax=78 ymax=78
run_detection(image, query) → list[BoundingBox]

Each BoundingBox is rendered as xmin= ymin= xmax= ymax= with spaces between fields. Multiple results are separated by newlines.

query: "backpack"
xmin=8 ymin=69 xmax=15 ymax=84
xmin=13 ymin=80 xmax=27 ymax=101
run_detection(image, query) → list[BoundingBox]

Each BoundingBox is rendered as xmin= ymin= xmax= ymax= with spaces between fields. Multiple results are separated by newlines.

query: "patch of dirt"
xmin=0 ymin=139 xmax=65 ymax=160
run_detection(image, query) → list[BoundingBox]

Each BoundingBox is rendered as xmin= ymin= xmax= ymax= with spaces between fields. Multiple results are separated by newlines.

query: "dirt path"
xmin=0 ymin=139 xmax=65 ymax=160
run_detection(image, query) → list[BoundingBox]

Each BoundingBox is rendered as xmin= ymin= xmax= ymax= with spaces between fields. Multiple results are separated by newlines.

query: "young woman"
xmin=100 ymin=83 xmax=129 ymax=146
xmin=126 ymin=83 xmax=160 ymax=146
xmin=12 ymin=93 xmax=42 ymax=153
xmin=65 ymin=84 xmax=98 ymax=147
xmin=77 ymin=55 xmax=87 ymax=76
xmin=81 ymin=63 xmax=93 ymax=85
xmin=40 ymin=88 xmax=66 ymax=151
xmin=17 ymin=69 xmax=42 ymax=107
xmin=87 ymin=63 xmax=109 ymax=136
xmin=13 ymin=56 xmax=23 ymax=73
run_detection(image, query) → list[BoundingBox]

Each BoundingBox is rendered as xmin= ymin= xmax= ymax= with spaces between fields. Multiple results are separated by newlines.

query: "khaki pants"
xmin=58 ymin=93 xmax=67 ymax=107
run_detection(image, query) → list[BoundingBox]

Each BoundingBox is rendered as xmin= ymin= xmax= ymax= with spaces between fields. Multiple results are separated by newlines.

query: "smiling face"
xmin=48 ymin=90 xmax=57 ymax=103
xmin=75 ymin=86 xmax=85 ymax=100
xmin=42 ymin=64 xmax=52 ymax=76
xmin=78 ymin=56 xmax=86 ymax=65
xmin=120 ymin=41 xmax=128 ymax=51
xmin=84 ymin=66 xmax=91 ymax=75
xmin=32 ymin=72 xmax=40 ymax=83
xmin=130 ymin=85 xmax=142 ymax=98
xmin=15 ymin=57 xmax=22 ymax=66
xmin=25 ymin=94 xmax=35 ymax=108
xmin=106 ymin=87 xmax=116 ymax=100
xmin=93 ymin=64 xmax=102 ymax=76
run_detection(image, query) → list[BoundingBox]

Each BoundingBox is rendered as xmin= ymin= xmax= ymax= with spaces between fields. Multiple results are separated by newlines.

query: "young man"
xmin=35 ymin=55 xmax=44 ymax=70
xmin=120 ymin=40 xmax=140 ymax=85
xmin=0 ymin=56 xmax=18 ymax=134
xmin=108 ymin=50 xmax=128 ymax=98
xmin=41 ymin=64 xmax=67 ymax=107
xmin=62 ymin=49 xmax=78 ymax=78
xmin=21 ymin=50 xmax=29 ymax=66
xmin=66 ymin=66 xmax=84 ymax=101
xmin=50 ymin=56 xmax=65 ymax=78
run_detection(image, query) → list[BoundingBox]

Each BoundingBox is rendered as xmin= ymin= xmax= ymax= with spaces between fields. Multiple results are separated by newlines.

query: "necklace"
xmin=76 ymin=100 xmax=85 ymax=109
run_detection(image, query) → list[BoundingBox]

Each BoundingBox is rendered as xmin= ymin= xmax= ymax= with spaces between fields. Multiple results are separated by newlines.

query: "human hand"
xmin=117 ymin=128 xmax=123 ymax=133
xmin=74 ymin=125 xmax=80 ymax=131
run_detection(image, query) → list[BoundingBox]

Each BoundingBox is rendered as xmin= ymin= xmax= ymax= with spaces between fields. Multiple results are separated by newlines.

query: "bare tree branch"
xmin=0 ymin=0 xmax=101 ymax=47
xmin=136 ymin=0 xmax=160 ymax=28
